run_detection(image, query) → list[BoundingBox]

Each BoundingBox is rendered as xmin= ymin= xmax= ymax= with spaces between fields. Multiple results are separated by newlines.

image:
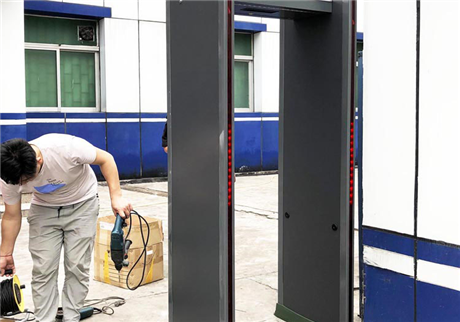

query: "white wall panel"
xmin=418 ymin=1 xmax=460 ymax=245
xmin=63 ymin=0 xmax=104 ymax=6
xmin=235 ymin=15 xmax=262 ymax=23
xmin=261 ymin=17 xmax=280 ymax=33
xmin=362 ymin=1 xmax=416 ymax=234
xmin=139 ymin=0 xmax=166 ymax=22
xmin=104 ymin=0 xmax=138 ymax=20
xmin=100 ymin=19 xmax=139 ymax=113
xmin=357 ymin=0 xmax=364 ymax=33
xmin=139 ymin=21 xmax=166 ymax=113
xmin=0 ymin=0 xmax=26 ymax=114
xmin=254 ymin=32 xmax=279 ymax=113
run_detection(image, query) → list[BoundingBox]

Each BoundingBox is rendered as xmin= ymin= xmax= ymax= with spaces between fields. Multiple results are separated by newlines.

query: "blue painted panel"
xmin=418 ymin=241 xmax=460 ymax=268
xmin=261 ymin=113 xmax=279 ymax=118
xmin=417 ymin=281 xmax=460 ymax=322
xmin=141 ymin=113 xmax=167 ymax=119
xmin=27 ymin=112 xmax=64 ymax=119
xmin=234 ymin=120 xmax=261 ymax=172
xmin=234 ymin=21 xmax=267 ymax=33
xmin=363 ymin=228 xmax=414 ymax=257
xmin=1 ymin=125 xmax=27 ymax=142
xmin=107 ymin=113 xmax=139 ymax=119
xmin=0 ymin=113 xmax=26 ymax=120
xmin=235 ymin=112 xmax=262 ymax=118
xmin=24 ymin=0 xmax=111 ymax=19
xmin=66 ymin=121 xmax=106 ymax=179
xmin=107 ymin=120 xmax=141 ymax=179
xmin=262 ymin=120 xmax=278 ymax=170
xmin=26 ymin=123 xmax=65 ymax=141
xmin=141 ymin=121 xmax=168 ymax=177
xmin=66 ymin=113 xmax=105 ymax=119
xmin=364 ymin=265 xmax=414 ymax=322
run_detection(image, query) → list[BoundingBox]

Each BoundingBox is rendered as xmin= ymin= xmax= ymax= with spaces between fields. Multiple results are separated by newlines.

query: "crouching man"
xmin=0 ymin=134 xmax=132 ymax=322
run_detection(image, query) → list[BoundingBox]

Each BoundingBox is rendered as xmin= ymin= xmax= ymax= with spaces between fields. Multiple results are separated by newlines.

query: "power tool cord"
xmin=125 ymin=210 xmax=151 ymax=291
xmin=84 ymin=296 xmax=126 ymax=315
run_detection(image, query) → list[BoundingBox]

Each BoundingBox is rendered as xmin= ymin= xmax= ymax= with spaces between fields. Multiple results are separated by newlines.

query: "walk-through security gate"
xmin=167 ymin=1 xmax=355 ymax=321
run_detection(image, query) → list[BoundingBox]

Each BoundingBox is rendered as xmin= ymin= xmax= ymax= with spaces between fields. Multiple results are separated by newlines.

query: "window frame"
xmin=234 ymin=32 xmax=254 ymax=112
xmin=24 ymin=15 xmax=100 ymax=112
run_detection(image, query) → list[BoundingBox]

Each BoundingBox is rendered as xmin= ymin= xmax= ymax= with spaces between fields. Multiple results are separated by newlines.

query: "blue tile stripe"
xmin=66 ymin=113 xmax=106 ymax=119
xmin=141 ymin=113 xmax=167 ymax=119
xmin=24 ymin=0 xmax=111 ymax=19
xmin=418 ymin=240 xmax=460 ymax=268
xmin=235 ymin=21 xmax=267 ymax=33
xmin=27 ymin=112 xmax=64 ymax=119
xmin=106 ymin=113 xmax=140 ymax=119
xmin=235 ymin=112 xmax=262 ymax=118
xmin=0 ymin=113 xmax=26 ymax=120
xmin=363 ymin=226 xmax=460 ymax=269
xmin=262 ymin=113 xmax=279 ymax=118
xmin=363 ymin=227 xmax=415 ymax=257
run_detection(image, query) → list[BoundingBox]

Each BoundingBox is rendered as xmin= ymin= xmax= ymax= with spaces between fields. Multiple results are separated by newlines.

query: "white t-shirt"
xmin=1 ymin=134 xmax=98 ymax=206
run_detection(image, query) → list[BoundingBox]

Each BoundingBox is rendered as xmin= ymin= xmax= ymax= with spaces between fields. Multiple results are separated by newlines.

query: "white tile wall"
xmin=104 ymin=0 xmax=138 ymax=20
xmin=63 ymin=0 xmax=104 ymax=6
xmin=100 ymin=18 xmax=139 ymax=113
xmin=261 ymin=17 xmax=280 ymax=33
xmin=254 ymin=32 xmax=279 ymax=113
xmin=0 ymin=0 xmax=26 ymax=114
xmin=418 ymin=0 xmax=460 ymax=245
xmin=362 ymin=1 xmax=417 ymax=235
xmin=139 ymin=0 xmax=166 ymax=22
xmin=139 ymin=21 xmax=167 ymax=113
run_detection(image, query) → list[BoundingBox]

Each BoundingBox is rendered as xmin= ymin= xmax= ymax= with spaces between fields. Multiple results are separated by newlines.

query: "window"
xmin=24 ymin=15 xmax=100 ymax=111
xmin=234 ymin=33 xmax=253 ymax=111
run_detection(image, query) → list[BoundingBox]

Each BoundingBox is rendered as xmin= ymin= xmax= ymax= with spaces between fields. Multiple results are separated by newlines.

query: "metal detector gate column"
xmin=167 ymin=1 xmax=234 ymax=322
xmin=277 ymin=1 xmax=355 ymax=322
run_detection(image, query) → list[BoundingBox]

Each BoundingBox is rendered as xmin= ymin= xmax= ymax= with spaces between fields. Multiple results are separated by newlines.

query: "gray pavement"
xmin=1 ymin=174 xmax=361 ymax=322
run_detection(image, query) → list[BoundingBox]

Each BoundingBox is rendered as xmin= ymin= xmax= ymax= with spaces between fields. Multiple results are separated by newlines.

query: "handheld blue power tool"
xmin=110 ymin=214 xmax=132 ymax=271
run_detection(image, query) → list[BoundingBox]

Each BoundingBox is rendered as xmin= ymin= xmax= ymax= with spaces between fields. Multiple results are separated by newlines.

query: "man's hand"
xmin=0 ymin=254 xmax=16 ymax=277
xmin=163 ymin=146 xmax=168 ymax=153
xmin=1 ymin=201 xmax=21 ymax=277
xmin=111 ymin=195 xmax=133 ymax=219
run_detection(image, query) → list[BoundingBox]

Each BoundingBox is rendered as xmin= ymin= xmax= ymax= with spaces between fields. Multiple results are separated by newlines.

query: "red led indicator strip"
xmin=349 ymin=121 xmax=354 ymax=206
xmin=227 ymin=0 xmax=233 ymax=211
xmin=227 ymin=1 xmax=234 ymax=321
xmin=228 ymin=123 xmax=232 ymax=206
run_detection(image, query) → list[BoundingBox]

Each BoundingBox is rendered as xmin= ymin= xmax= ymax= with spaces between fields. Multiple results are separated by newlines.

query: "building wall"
xmin=362 ymin=1 xmax=460 ymax=321
xmin=0 ymin=0 xmax=283 ymax=178
xmin=0 ymin=0 xmax=27 ymax=140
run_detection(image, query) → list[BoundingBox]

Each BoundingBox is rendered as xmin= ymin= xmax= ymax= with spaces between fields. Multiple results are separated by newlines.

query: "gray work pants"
xmin=27 ymin=195 xmax=99 ymax=322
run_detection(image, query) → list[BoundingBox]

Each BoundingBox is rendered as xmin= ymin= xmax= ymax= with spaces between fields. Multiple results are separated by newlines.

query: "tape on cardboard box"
xmin=94 ymin=242 xmax=164 ymax=288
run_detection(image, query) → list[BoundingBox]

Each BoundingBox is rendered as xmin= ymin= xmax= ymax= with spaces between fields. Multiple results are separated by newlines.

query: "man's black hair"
xmin=1 ymin=138 xmax=37 ymax=185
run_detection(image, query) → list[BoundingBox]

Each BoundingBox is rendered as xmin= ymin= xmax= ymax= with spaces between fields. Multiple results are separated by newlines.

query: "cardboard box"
xmin=95 ymin=215 xmax=163 ymax=248
xmin=94 ymin=215 xmax=164 ymax=289
xmin=94 ymin=242 xmax=164 ymax=289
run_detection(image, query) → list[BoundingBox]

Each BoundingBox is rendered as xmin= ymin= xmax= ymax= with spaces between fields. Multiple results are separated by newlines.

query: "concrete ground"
xmin=1 ymin=174 xmax=361 ymax=322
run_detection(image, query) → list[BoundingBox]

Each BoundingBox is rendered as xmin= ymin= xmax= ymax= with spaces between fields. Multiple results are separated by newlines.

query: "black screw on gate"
xmin=284 ymin=212 xmax=290 ymax=219
xmin=331 ymin=224 xmax=338 ymax=231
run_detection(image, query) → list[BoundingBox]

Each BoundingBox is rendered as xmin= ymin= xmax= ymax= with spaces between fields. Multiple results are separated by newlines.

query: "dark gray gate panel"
xmin=167 ymin=1 xmax=232 ymax=321
xmin=235 ymin=0 xmax=331 ymax=19
xmin=278 ymin=1 xmax=354 ymax=322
